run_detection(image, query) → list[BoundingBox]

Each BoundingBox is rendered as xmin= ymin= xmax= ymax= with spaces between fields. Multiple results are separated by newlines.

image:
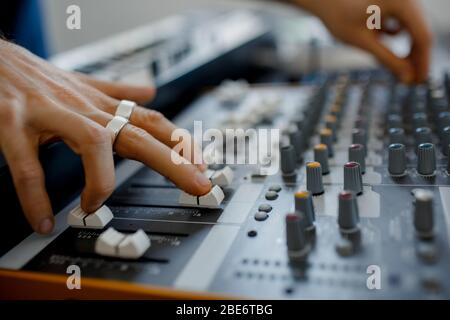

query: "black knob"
xmin=412 ymin=112 xmax=428 ymax=129
xmin=343 ymin=162 xmax=363 ymax=195
xmin=314 ymin=144 xmax=330 ymax=175
xmin=280 ymin=145 xmax=297 ymax=176
xmin=295 ymin=191 xmax=315 ymax=231
xmin=348 ymin=144 xmax=366 ymax=174
xmin=306 ymin=162 xmax=324 ymax=196
xmin=417 ymin=143 xmax=436 ymax=176
xmin=389 ymin=127 xmax=405 ymax=145
xmin=320 ymin=128 xmax=334 ymax=157
xmin=388 ymin=143 xmax=407 ymax=176
xmin=286 ymin=213 xmax=310 ymax=260
xmin=325 ymin=115 xmax=338 ymax=142
xmin=288 ymin=127 xmax=303 ymax=161
xmin=414 ymin=127 xmax=432 ymax=149
xmin=413 ymin=189 xmax=434 ymax=238
xmin=387 ymin=114 xmax=402 ymax=129
xmin=337 ymin=191 xmax=360 ymax=233
xmin=441 ymin=126 xmax=450 ymax=156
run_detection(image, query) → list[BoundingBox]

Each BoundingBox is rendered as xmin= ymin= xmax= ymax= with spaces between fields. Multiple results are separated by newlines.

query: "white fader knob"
xmin=118 ymin=229 xmax=151 ymax=259
xmin=95 ymin=227 xmax=150 ymax=259
xmin=210 ymin=166 xmax=234 ymax=187
xmin=95 ymin=227 xmax=126 ymax=257
xmin=179 ymin=185 xmax=225 ymax=208
xmin=68 ymin=205 xmax=113 ymax=229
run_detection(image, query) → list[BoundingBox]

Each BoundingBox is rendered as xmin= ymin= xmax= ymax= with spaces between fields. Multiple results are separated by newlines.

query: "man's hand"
xmin=293 ymin=0 xmax=432 ymax=83
xmin=0 ymin=40 xmax=211 ymax=235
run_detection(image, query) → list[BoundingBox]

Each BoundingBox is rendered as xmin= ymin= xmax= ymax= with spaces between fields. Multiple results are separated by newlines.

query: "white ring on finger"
xmin=115 ymin=100 xmax=136 ymax=120
xmin=106 ymin=116 xmax=129 ymax=144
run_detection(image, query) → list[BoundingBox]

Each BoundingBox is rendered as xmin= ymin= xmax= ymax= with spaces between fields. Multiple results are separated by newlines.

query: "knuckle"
xmin=82 ymin=124 xmax=111 ymax=146
xmin=141 ymin=109 xmax=164 ymax=124
xmin=0 ymin=100 xmax=21 ymax=125
xmin=128 ymin=125 xmax=149 ymax=139
xmin=14 ymin=162 xmax=43 ymax=186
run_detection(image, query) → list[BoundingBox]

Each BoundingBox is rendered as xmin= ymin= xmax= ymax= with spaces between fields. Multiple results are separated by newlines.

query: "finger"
xmin=1 ymin=129 xmax=54 ymax=234
xmin=393 ymin=1 xmax=433 ymax=83
xmin=74 ymin=72 xmax=155 ymax=105
xmin=114 ymin=123 xmax=211 ymax=196
xmin=351 ymin=32 xmax=414 ymax=83
xmin=129 ymin=106 xmax=207 ymax=171
xmin=34 ymin=107 xmax=116 ymax=213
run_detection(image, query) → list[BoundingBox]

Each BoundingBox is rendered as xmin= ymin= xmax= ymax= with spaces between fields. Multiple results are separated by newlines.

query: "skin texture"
xmin=0 ymin=40 xmax=210 ymax=235
xmin=294 ymin=0 xmax=433 ymax=83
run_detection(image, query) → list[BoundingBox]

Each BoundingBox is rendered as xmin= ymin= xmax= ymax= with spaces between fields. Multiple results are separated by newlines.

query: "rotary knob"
xmin=438 ymin=111 xmax=450 ymax=131
xmin=343 ymin=162 xmax=363 ymax=195
xmin=285 ymin=213 xmax=310 ymax=260
xmin=389 ymin=127 xmax=405 ymax=145
xmin=330 ymin=104 xmax=342 ymax=124
xmin=306 ymin=162 xmax=324 ymax=196
xmin=337 ymin=191 xmax=360 ymax=233
xmin=354 ymin=116 xmax=368 ymax=130
xmin=288 ymin=127 xmax=303 ymax=162
xmin=325 ymin=115 xmax=338 ymax=142
xmin=352 ymin=128 xmax=367 ymax=156
xmin=295 ymin=191 xmax=315 ymax=231
xmin=388 ymin=143 xmax=407 ymax=176
xmin=314 ymin=144 xmax=330 ymax=175
xmin=412 ymin=112 xmax=428 ymax=129
xmin=280 ymin=145 xmax=297 ymax=177
xmin=414 ymin=127 xmax=432 ymax=149
xmin=441 ymin=126 xmax=450 ymax=156
xmin=417 ymin=143 xmax=436 ymax=176
xmin=387 ymin=114 xmax=403 ymax=129
xmin=413 ymin=189 xmax=434 ymax=238
xmin=320 ymin=128 xmax=334 ymax=157
xmin=348 ymin=144 xmax=366 ymax=174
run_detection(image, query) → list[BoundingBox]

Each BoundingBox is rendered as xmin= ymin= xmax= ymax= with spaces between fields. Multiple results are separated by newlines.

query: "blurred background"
xmin=42 ymin=0 xmax=450 ymax=54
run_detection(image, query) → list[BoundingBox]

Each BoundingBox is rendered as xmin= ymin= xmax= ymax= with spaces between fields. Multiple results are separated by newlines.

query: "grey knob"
xmin=306 ymin=162 xmax=324 ymax=196
xmin=354 ymin=116 xmax=368 ymax=130
xmin=343 ymin=162 xmax=363 ymax=195
xmin=441 ymin=126 xmax=450 ymax=156
xmin=330 ymin=104 xmax=342 ymax=124
xmin=348 ymin=144 xmax=366 ymax=174
xmin=325 ymin=115 xmax=338 ymax=142
xmin=288 ymin=127 xmax=303 ymax=161
xmin=320 ymin=128 xmax=334 ymax=157
xmin=314 ymin=144 xmax=330 ymax=175
xmin=413 ymin=189 xmax=434 ymax=238
xmin=337 ymin=191 xmax=360 ymax=233
xmin=285 ymin=213 xmax=310 ymax=259
xmin=417 ymin=143 xmax=436 ymax=176
xmin=412 ymin=112 xmax=428 ymax=129
xmin=438 ymin=111 xmax=450 ymax=130
xmin=388 ymin=143 xmax=407 ymax=176
xmin=414 ymin=127 xmax=432 ymax=148
xmin=292 ymin=115 xmax=304 ymax=131
xmin=295 ymin=191 xmax=315 ymax=230
xmin=389 ymin=127 xmax=405 ymax=145
xmin=388 ymin=114 xmax=402 ymax=129
xmin=352 ymin=128 xmax=367 ymax=156
xmin=280 ymin=145 xmax=297 ymax=176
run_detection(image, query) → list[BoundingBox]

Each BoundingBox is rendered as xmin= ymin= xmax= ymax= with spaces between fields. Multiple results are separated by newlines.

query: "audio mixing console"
xmin=2 ymin=69 xmax=450 ymax=299
xmin=1 ymin=8 xmax=450 ymax=300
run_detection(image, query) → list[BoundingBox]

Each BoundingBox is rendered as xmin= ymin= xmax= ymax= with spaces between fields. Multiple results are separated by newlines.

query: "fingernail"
xmin=195 ymin=170 xmax=211 ymax=189
xmin=38 ymin=218 xmax=53 ymax=234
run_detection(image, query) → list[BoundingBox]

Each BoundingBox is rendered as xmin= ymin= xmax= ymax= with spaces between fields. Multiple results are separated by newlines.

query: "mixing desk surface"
xmin=1 ymin=8 xmax=450 ymax=300
xmin=2 ymin=68 xmax=450 ymax=299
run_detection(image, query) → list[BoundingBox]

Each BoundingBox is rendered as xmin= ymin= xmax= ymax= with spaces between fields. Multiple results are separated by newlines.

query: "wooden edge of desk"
xmin=0 ymin=269 xmax=235 ymax=300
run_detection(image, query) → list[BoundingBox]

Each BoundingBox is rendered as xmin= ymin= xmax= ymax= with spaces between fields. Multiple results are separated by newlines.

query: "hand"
xmin=0 ymin=40 xmax=211 ymax=235
xmin=294 ymin=0 xmax=432 ymax=83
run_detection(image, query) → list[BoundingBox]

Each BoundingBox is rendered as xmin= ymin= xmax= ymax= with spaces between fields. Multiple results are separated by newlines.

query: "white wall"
xmin=42 ymin=0 xmax=450 ymax=54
